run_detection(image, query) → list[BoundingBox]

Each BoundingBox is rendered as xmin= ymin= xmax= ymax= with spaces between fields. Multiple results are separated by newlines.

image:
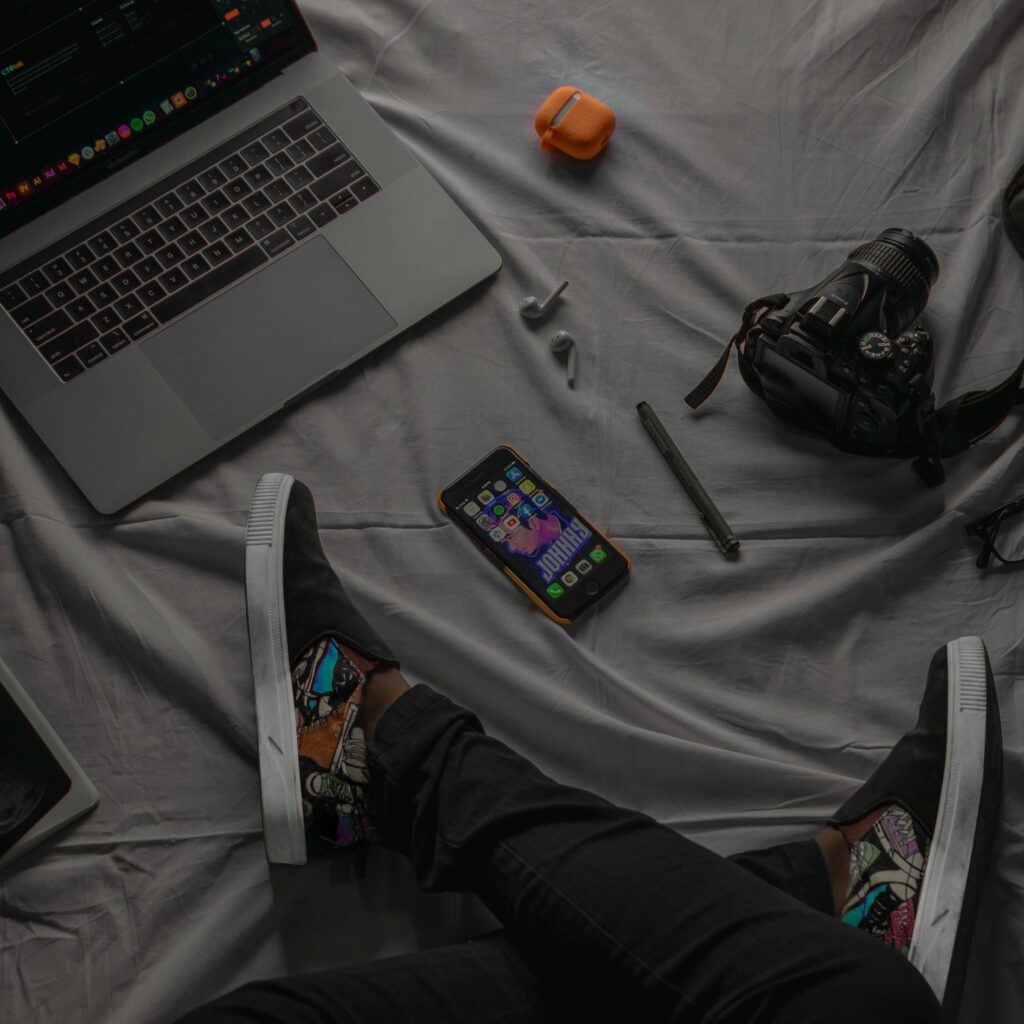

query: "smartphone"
xmin=439 ymin=445 xmax=630 ymax=624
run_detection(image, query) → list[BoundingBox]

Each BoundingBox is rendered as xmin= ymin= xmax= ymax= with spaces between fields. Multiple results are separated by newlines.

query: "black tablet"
xmin=0 ymin=654 xmax=98 ymax=870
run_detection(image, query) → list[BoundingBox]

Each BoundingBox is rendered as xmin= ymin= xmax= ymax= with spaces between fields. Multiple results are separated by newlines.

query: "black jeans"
xmin=179 ymin=685 xmax=942 ymax=1023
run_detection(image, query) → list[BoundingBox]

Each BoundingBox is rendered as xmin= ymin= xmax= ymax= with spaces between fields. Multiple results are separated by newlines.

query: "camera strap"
xmin=905 ymin=165 xmax=1024 ymax=465
xmin=909 ymin=360 xmax=1024 ymax=462
xmin=684 ymin=294 xmax=788 ymax=409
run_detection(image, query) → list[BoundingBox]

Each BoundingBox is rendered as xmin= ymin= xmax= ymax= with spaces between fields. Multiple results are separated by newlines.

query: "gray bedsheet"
xmin=2 ymin=1 xmax=1023 ymax=1020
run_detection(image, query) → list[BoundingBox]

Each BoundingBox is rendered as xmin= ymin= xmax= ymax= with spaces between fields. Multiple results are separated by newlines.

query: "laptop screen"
xmin=0 ymin=0 xmax=315 ymax=241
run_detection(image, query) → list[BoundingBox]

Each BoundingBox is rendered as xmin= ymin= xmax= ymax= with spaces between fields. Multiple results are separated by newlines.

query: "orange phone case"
xmin=438 ymin=445 xmax=631 ymax=625
xmin=534 ymin=86 xmax=616 ymax=160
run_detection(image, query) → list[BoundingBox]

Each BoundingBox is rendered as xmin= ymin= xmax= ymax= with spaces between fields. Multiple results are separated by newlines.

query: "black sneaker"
xmin=245 ymin=473 xmax=399 ymax=864
xmin=829 ymin=636 xmax=1002 ymax=1017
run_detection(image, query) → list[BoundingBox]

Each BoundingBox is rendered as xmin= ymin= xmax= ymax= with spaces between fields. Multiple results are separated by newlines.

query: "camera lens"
xmin=846 ymin=229 xmax=939 ymax=325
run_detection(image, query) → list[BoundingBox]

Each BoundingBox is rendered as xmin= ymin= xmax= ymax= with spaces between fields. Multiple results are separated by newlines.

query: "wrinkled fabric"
xmin=1 ymin=1 xmax=1022 ymax=1021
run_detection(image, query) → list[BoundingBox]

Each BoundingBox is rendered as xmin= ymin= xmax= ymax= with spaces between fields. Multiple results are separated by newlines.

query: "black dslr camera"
xmin=686 ymin=228 xmax=1024 ymax=484
xmin=740 ymin=229 xmax=938 ymax=453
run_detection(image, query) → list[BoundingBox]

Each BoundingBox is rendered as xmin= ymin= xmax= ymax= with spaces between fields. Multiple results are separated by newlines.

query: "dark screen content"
xmin=0 ymin=0 xmax=303 ymax=237
xmin=0 ymin=678 xmax=71 ymax=859
xmin=447 ymin=450 xmax=627 ymax=617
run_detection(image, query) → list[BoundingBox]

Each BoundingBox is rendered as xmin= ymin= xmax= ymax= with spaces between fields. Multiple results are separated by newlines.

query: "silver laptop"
xmin=0 ymin=1 xmax=501 ymax=513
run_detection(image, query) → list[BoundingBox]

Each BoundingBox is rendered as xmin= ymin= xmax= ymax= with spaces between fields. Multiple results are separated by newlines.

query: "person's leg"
xmin=378 ymin=671 xmax=846 ymax=919
xmin=367 ymin=634 xmax=1003 ymax=1023
xmin=367 ymin=682 xmax=941 ymax=1024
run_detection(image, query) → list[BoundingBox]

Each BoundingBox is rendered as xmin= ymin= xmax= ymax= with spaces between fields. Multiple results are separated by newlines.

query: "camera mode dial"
xmin=858 ymin=332 xmax=894 ymax=361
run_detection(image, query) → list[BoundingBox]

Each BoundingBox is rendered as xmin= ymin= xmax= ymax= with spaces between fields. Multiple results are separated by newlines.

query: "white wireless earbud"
xmin=520 ymin=279 xmax=569 ymax=320
xmin=550 ymin=330 xmax=578 ymax=387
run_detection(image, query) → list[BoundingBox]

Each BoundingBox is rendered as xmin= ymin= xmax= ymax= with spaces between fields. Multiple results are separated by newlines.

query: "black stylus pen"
xmin=636 ymin=402 xmax=740 ymax=556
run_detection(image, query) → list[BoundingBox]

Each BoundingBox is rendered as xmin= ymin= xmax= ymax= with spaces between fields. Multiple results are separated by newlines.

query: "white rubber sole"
xmin=908 ymin=635 xmax=989 ymax=1003
xmin=246 ymin=472 xmax=306 ymax=865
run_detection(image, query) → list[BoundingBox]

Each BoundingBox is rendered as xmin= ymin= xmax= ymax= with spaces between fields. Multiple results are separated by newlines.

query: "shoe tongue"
xmin=282 ymin=488 xmax=399 ymax=670
xmin=839 ymin=802 xmax=929 ymax=849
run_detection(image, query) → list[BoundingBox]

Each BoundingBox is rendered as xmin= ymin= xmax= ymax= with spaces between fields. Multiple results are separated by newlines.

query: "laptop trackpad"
xmin=142 ymin=237 xmax=396 ymax=439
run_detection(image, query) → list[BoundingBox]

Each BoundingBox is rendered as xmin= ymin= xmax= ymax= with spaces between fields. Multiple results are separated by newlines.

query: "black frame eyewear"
xmin=964 ymin=494 xmax=1024 ymax=568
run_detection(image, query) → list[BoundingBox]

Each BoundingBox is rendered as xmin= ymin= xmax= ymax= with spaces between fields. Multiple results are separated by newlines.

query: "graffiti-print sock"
xmin=839 ymin=804 xmax=931 ymax=955
xmin=290 ymin=635 xmax=387 ymax=849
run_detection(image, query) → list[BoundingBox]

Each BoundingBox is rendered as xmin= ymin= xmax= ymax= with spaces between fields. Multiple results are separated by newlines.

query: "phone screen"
xmin=441 ymin=446 xmax=629 ymax=619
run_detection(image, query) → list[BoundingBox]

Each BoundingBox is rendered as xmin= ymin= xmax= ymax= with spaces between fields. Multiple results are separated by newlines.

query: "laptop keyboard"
xmin=0 ymin=99 xmax=381 ymax=384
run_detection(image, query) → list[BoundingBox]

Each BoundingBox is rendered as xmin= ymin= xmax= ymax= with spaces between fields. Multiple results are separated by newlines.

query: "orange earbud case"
xmin=535 ymin=86 xmax=616 ymax=160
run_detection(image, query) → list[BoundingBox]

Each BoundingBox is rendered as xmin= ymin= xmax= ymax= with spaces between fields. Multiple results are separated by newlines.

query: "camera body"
xmin=739 ymin=229 xmax=940 ymax=453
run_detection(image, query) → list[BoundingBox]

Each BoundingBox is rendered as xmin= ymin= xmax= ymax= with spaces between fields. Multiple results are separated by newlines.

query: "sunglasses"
xmin=964 ymin=495 xmax=1024 ymax=568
